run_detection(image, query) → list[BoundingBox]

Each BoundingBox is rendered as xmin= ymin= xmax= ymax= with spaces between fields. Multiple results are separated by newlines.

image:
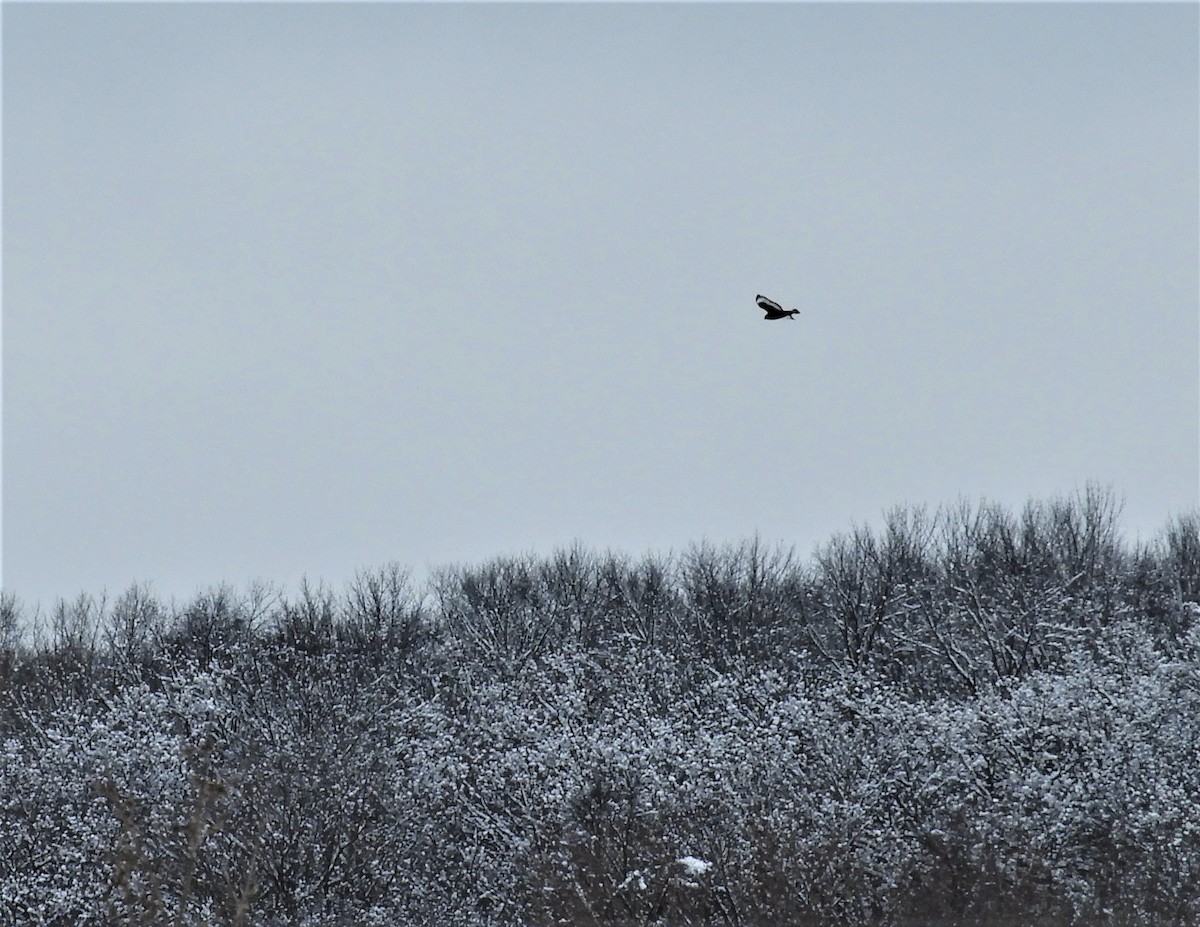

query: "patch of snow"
xmin=677 ymin=855 xmax=712 ymax=877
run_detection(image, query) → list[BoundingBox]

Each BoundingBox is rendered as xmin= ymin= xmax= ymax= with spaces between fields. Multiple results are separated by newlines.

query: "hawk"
xmin=757 ymin=294 xmax=800 ymax=320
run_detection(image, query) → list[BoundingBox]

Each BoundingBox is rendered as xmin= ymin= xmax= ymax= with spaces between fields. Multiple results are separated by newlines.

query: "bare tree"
xmin=342 ymin=562 xmax=424 ymax=655
xmin=677 ymin=537 xmax=803 ymax=668
xmin=166 ymin=583 xmax=274 ymax=667
xmin=809 ymin=510 xmax=934 ymax=673
xmin=0 ymin=590 xmax=22 ymax=685
xmin=104 ymin=583 xmax=164 ymax=681
xmin=274 ymin=577 xmax=337 ymax=653
xmin=433 ymin=555 xmax=564 ymax=676
xmin=1165 ymin=511 xmax=1200 ymax=603
xmin=600 ymin=552 xmax=678 ymax=650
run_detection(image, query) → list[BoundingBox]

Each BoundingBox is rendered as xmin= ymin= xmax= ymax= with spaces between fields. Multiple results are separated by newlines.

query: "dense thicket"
xmin=2 ymin=490 xmax=1199 ymax=927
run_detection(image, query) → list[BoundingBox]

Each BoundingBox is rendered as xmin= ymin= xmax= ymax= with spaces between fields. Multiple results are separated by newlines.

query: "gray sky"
xmin=4 ymin=3 xmax=1198 ymax=610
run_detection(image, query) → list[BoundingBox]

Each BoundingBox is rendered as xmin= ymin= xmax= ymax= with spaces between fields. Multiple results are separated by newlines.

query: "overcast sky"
xmin=4 ymin=3 xmax=1198 ymax=610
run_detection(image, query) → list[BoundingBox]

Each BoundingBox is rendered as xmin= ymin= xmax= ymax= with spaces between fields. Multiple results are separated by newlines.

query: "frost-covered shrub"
xmin=1 ymin=716 xmax=116 ymax=926
xmin=0 ymin=667 xmax=243 ymax=926
xmin=963 ymin=623 xmax=1200 ymax=924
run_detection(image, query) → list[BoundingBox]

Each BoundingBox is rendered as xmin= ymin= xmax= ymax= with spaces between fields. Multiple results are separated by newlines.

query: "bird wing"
xmin=756 ymin=294 xmax=783 ymax=313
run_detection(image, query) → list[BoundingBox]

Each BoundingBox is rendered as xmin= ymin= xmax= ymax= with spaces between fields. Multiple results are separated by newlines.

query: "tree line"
xmin=2 ymin=487 xmax=1198 ymax=926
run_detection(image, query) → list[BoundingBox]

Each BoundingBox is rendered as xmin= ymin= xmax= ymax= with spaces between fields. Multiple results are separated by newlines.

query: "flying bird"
xmin=756 ymin=294 xmax=800 ymax=320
